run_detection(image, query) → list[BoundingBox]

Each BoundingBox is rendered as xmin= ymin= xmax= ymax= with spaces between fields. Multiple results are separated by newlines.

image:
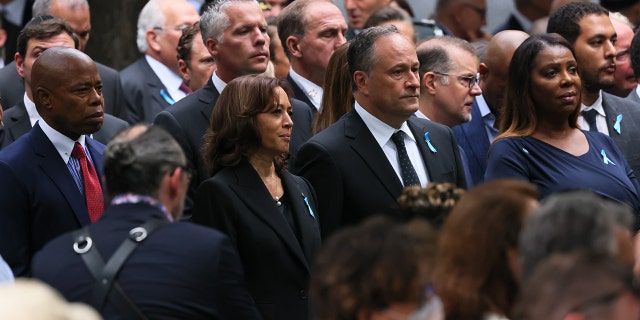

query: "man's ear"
xmin=146 ymin=29 xmax=161 ymax=52
xmin=479 ymin=63 xmax=489 ymax=80
xmin=353 ymin=70 xmax=369 ymax=95
xmin=286 ymin=35 xmax=302 ymax=58
xmin=423 ymin=72 xmax=438 ymax=95
xmin=15 ymin=53 xmax=25 ymax=79
xmin=206 ymin=37 xmax=219 ymax=58
xmin=35 ymin=87 xmax=52 ymax=110
xmin=178 ymin=59 xmax=190 ymax=83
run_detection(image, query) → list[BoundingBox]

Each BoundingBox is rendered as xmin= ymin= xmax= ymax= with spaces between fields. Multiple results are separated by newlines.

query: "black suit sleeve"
xmin=0 ymin=161 xmax=30 ymax=276
xmin=294 ymin=141 xmax=343 ymax=238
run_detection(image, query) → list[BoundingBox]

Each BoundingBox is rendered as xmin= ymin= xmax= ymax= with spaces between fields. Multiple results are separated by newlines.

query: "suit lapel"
xmin=31 ymin=124 xmax=90 ymax=226
xmin=5 ymin=101 xmax=32 ymax=143
xmin=463 ymin=102 xmax=490 ymax=170
xmin=198 ymin=79 xmax=220 ymax=123
xmin=139 ymin=58 xmax=172 ymax=109
xmin=281 ymin=171 xmax=319 ymax=269
xmin=602 ymin=94 xmax=622 ymax=138
xmin=286 ymin=74 xmax=316 ymax=114
xmin=347 ymin=112 xmax=403 ymax=198
xmin=231 ymin=161 xmax=310 ymax=270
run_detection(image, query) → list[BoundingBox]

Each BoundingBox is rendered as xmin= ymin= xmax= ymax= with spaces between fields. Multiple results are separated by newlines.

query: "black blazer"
xmin=0 ymin=61 xmax=129 ymax=122
xmin=285 ymin=73 xmax=316 ymax=114
xmin=154 ymin=78 xmax=314 ymax=215
xmin=0 ymin=100 xmax=128 ymax=149
xmin=293 ymin=111 xmax=467 ymax=237
xmin=493 ymin=14 xmax=525 ymax=34
xmin=120 ymin=56 xmax=172 ymax=123
xmin=193 ymin=159 xmax=320 ymax=320
xmin=33 ymin=203 xmax=262 ymax=319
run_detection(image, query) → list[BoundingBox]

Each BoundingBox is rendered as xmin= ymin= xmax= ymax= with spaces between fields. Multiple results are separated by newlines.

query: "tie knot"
xmin=391 ymin=131 xmax=406 ymax=147
xmin=72 ymin=142 xmax=87 ymax=160
xmin=582 ymin=109 xmax=598 ymax=121
xmin=179 ymin=83 xmax=191 ymax=95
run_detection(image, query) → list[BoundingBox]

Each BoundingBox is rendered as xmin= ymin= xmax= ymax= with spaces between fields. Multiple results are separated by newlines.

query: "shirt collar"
xmin=211 ymin=71 xmax=227 ymax=95
xmin=581 ymin=90 xmax=605 ymax=117
xmin=512 ymin=9 xmax=532 ymax=33
xmin=38 ymin=118 xmax=87 ymax=164
xmin=476 ymin=94 xmax=492 ymax=118
xmin=354 ymin=102 xmax=414 ymax=148
xmin=145 ymin=55 xmax=183 ymax=94
xmin=414 ymin=110 xmax=430 ymax=120
xmin=24 ymin=93 xmax=40 ymax=127
xmin=288 ymin=68 xmax=323 ymax=110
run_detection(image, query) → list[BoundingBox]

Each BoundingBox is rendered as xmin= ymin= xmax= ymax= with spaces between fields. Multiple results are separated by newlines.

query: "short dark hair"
xmin=630 ymin=27 xmax=640 ymax=80
xmin=547 ymin=2 xmax=609 ymax=44
xmin=17 ymin=16 xmax=78 ymax=58
xmin=176 ymin=22 xmax=202 ymax=66
xmin=202 ymin=75 xmax=294 ymax=175
xmin=348 ymin=25 xmax=399 ymax=90
xmin=416 ymin=36 xmax=476 ymax=83
xmin=103 ymin=125 xmax=187 ymax=198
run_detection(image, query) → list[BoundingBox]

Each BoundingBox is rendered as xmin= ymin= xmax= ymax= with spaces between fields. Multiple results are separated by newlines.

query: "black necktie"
xmin=582 ymin=109 xmax=599 ymax=132
xmin=391 ymin=131 xmax=421 ymax=187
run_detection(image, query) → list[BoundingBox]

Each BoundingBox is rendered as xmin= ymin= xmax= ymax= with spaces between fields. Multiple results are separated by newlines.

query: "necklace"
xmin=275 ymin=196 xmax=282 ymax=207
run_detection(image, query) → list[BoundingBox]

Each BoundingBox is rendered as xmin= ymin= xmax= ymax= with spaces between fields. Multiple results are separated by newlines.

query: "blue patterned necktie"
xmin=391 ymin=131 xmax=421 ymax=187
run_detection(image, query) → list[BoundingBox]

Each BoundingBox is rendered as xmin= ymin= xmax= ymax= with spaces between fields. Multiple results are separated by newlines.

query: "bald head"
xmin=480 ymin=30 xmax=529 ymax=115
xmin=32 ymin=47 xmax=104 ymax=140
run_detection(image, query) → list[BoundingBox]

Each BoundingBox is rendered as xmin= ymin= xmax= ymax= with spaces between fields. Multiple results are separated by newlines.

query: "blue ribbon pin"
xmin=424 ymin=132 xmax=437 ymax=153
xmin=601 ymin=149 xmax=616 ymax=166
xmin=160 ymin=89 xmax=175 ymax=105
xmin=614 ymin=114 xmax=623 ymax=135
xmin=302 ymin=193 xmax=316 ymax=219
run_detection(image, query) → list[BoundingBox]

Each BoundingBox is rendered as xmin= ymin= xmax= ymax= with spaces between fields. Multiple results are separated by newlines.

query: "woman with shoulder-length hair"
xmin=485 ymin=33 xmax=640 ymax=223
xmin=193 ymin=75 xmax=321 ymax=320
xmin=433 ymin=179 xmax=539 ymax=320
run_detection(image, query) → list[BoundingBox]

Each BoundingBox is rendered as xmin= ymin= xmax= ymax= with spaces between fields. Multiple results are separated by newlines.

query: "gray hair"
xmin=348 ymin=24 xmax=399 ymax=90
xmin=416 ymin=36 xmax=476 ymax=85
xmin=200 ymin=0 xmax=257 ymax=45
xmin=136 ymin=0 xmax=166 ymax=53
xmin=103 ymin=125 xmax=187 ymax=198
xmin=32 ymin=0 xmax=89 ymax=17
xmin=519 ymin=190 xmax=634 ymax=281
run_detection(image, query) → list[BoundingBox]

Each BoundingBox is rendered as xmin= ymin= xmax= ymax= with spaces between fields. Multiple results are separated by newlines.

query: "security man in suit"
xmin=294 ymin=25 xmax=466 ymax=237
xmin=33 ymin=125 xmax=262 ymax=319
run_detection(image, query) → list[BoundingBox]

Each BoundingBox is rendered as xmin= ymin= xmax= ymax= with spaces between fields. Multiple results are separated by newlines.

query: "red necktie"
xmin=72 ymin=142 xmax=104 ymax=223
xmin=179 ymin=83 xmax=191 ymax=95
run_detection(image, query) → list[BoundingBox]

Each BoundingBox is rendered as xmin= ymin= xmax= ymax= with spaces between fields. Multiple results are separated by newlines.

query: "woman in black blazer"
xmin=193 ymin=75 xmax=321 ymax=320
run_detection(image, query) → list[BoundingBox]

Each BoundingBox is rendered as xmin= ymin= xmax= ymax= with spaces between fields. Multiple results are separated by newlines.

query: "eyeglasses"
xmin=153 ymin=24 xmax=192 ymax=33
xmin=434 ymin=71 xmax=480 ymax=89
xmin=461 ymin=3 xmax=486 ymax=17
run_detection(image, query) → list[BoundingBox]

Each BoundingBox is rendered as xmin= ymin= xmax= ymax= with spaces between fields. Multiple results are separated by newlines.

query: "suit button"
xmin=298 ymin=289 xmax=307 ymax=299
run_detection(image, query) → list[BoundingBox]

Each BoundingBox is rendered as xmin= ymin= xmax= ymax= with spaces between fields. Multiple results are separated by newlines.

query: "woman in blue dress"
xmin=485 ymin=33 xmax=640 ymax=225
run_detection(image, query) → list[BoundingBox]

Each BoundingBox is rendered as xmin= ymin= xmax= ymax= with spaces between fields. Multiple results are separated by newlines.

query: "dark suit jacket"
xmin=493 ymin=14 xmax=525 ymax=34
xmin=193 ymin=159 xmax=320 ymax=320
xmin=626 ymin=87 xmax=640 ymax=104
xmin=120 ymin=57 xmax=173 ymax=124
xmin=285 ymin=73 xmax=316 ymax=114
xmin=0 ymin=100 xmax=128 ymax=149
xmin=154 ymin=78 xmax=314 ymax=216
xmin=32 ymin=203 xmax=262 ymax=319
xmin=0 ymin=61 xmax=129 ymax=122
xmin=0 ymin=123 xmax=104 ymax=276
xmin=602 ymin=92 xmax=640 ymax=179
xmin=452 ymin=100 xmax=491 ymax=187
xmin=2 ymin=0 xmax=33 ymax=65
xmin=293 ymin=111 xmax=466 ymax=237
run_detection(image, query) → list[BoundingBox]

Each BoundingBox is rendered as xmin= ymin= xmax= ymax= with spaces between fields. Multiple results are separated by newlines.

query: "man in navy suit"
xmin=277 ymin=0 xmax=347 ymax=113
xmin=155 ymin=0 xmax=314 ymax=217
xmin=120 ymin=0 xmax=200 ymax=123
xmin=33 ymin=125 xmax=261 ymax=319
xmin=452 ymin=30 xmax=529 ymax=186
xmin=294 ymin=26 xmax=466 ymax=237
xmin=549 ymin=2 xmax=640 ymax=178
xmin=0 ymin=47 xmax=106 ymax=277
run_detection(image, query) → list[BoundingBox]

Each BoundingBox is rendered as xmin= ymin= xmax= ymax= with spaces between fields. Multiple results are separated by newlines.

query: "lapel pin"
xmin=614 ymin=114 xmax=623 ymax=135
xmin=424 ymin=132 xmax=437 ymax=153
xmin=601 ymin=149 xmax=616 ymax=166
xmin=301 ymin=193 xmax=316 ymax=219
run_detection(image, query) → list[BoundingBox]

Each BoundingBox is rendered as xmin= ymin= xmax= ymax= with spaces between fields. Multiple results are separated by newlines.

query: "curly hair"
xmin=397 ymin=182 xmax=465 ymax=228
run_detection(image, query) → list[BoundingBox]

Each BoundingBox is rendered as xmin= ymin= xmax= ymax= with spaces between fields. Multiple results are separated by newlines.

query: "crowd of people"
xmin=0 ymin=0 xmax=640 ymax=319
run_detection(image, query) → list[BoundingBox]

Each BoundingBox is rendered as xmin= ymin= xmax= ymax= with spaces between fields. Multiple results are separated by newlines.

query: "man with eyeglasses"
xmin=0 ymin=0 xmax=130 ymax=123
xmin=432 ymin=0 xmax=490 ymax=42
xmin=606 ymin=13 xmax=637 ymax=98
xmin=120 ymin=0 xmax=200 ymax=123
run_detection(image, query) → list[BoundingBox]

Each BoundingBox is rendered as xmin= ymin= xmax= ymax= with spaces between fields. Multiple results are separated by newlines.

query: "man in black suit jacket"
xmin=277 ymin=0 xmax=347 ymax=113
xmin=549 ymin=2 xmax=640 ymax=178
xmin=1 ymin=0 xmax=32 ymax=65
xmin=493 ymin=0 xmax=551 ymax=34
xmin=155 ymin=0 xmax=314 ymax=216
xmin=294 ymin=26 xmax=466 ymax=237
xmin=120 ymin=0 xmax=200 ymax=123
xmin=33 ymin=125 xmax=261 ymax=319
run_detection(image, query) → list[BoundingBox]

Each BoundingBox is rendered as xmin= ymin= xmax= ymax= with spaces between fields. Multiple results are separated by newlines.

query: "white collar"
xmin=145 ymin=55 xmax=185 ymax=101
xmin=23 ymin=93 xmax=40 ymax=127
xmin=211 ymin=71 xmax=227 ymax=95
xmin=38 ymin=119 xmax=88 ymax=164
xmin=289 ymin=68 xmax=323 ymax=110
xmin=354 ymin=102 xmax=414 ymax=148
xmin=476 ymin=94 xmax=492 ymax=118
xmin=581 ymin=90 xmax=605 ymax=117
xmin=414 ymin=110 xmax=430 ymax=120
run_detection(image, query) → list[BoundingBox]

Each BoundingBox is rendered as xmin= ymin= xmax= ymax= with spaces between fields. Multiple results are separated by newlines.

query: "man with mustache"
xmin=548 ymin=2 xmax=640 ymax=178
xmin=293 ymin=25 xmax=467 ymax=238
